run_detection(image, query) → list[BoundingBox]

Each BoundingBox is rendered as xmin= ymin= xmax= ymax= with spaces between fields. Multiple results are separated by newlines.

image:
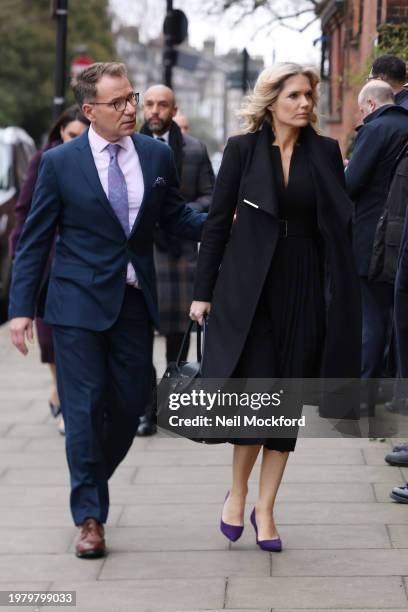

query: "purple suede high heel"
xmin=250 ymin=508 xmax=282 ymax=552
xmin=220 ymin=492 xmax=244 ymax=542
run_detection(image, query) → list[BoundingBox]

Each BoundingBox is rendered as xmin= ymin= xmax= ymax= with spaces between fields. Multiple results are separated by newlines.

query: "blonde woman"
xmin=190 ymin=63 xmax=361 ymax=551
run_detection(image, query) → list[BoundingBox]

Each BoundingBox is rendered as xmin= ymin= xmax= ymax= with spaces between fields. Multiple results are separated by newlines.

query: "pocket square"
xmin=153 ymin=176 xmax=166 ymax=188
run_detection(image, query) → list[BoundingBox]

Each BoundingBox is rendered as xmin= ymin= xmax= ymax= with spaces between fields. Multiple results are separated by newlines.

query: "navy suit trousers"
xmin=53 ymin=287 xmax=153 ymax=525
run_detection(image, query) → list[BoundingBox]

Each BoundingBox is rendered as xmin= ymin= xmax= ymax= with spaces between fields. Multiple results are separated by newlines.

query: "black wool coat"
xmin=193 ymin=122 xmax=362 ymax=380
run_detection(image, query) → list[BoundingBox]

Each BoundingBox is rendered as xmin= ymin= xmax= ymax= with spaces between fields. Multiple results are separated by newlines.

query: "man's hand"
xmin=9 ymin=317 xmax=34 ymax=355
xmin=189 ymin=301 xmax=211 ymax=326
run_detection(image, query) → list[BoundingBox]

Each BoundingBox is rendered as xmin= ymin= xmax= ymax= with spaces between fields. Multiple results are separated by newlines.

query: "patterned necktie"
xmin=107 ymin=143 xmax=130 ymax=236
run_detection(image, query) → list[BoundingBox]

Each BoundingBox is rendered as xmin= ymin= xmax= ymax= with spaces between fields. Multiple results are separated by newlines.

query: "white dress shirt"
xmin=153 ymin=131 xmax=169 ymax=144
xmin=88 ymin=125 xmax=144 ymax=286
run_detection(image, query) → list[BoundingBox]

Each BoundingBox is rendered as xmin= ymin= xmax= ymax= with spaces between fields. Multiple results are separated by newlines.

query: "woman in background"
xmin=10 ymin=105 xmax=89 ymax=434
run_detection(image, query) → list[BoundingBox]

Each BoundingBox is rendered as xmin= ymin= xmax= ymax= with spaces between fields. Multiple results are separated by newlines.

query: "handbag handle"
xmin=176 ymin=315 xmax=207 ymax=367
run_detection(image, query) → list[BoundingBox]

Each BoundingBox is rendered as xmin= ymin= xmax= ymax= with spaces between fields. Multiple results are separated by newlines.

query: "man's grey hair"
xmin=358 ymin=80 xmax=395 ymax=107
xmin=72 ymin=62 xmax=128 ymax=105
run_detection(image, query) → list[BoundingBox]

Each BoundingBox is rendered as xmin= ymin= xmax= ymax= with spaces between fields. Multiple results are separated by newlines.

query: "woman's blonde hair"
xmin=238 ymin=62 xmax=320 ymax=133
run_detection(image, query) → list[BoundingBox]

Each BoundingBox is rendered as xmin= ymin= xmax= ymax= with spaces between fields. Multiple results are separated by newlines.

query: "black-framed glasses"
xmin=91 ymin=91 xmax=140 ymax=112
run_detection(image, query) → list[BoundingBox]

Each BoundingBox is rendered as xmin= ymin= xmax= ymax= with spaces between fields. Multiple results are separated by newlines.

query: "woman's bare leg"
xmin=255 ymin=448 xmax=289 ymax=540
xmin=49 ymin=364 xmax=60 ymax=407
xmin=222 ymin=444 xmax=262 ymax=525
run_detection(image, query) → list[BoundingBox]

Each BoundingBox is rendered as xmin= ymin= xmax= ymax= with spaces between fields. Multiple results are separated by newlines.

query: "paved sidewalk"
xmin=1 ymin=323 xmax=408 ymax=611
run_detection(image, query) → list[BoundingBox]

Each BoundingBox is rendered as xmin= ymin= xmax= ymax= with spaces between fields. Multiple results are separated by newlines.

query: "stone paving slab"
xmin=69 ymin=525 xmax=229 ymax=553
xmin=362 ymin=447 xmax=397 ymax=465
xmin=1 ymin=480 xmax=375 ymax=508
xmin=269 ymin=548 xmax=408 ymax=576
xmin=0 ymin=424 xmax=12 ymax=436
xmin=0 ymin=505 xmax=122 ymax=528
xmin=0 ymin=410 xmax=48 ymax=425
xmin=146 ymin=436 xmax=391 ymax=451
xmin=66 ymin=522 xmax=395 ymax=553
xmin=0 ymin=466 xmax=136 ymax=486
xmin=23 ymin=436 xmax=149 ymax=453
xmin=0 ymin=527 xmax=73 ymax=554
xmin=48 ymin=578 xmax=226 ymax=611
xmin=0 ymin=438 xmax=29 ymax=452
xmin=226 ymin=576 xmax=408 ymax=609
xmin=398 ymin=467 xmax=408 ymax=481
xmin=0 ymin=554 xmax=104 ymax=582
xmin=99 ymin=550 xmax=270 ymax=580
xmin=118 ymin=501 xmax=408 ymax=527
xmin=121 ymin=447 xmax=366 ymax=466
xmin=374 ymin=482 xmax=405 ymax=502
xmin=4 ymin=423 xmax=64 ymax=438
xmin=131 ymin=464 xmax=401 ymax=485
xmin=0 ymin=583 xmax=51 ymax=612
xmin=0 ymin=452 xmax=67 ymax=468
xmin=234 ymin=524 xmax=391 ymax=550
xmin=0 ymin=486 xmax=69 ymax=506
xmin=388 ymin=525 xmax=408 ymax=548
xmin=109 ymin=482 xmax=376 ymax=504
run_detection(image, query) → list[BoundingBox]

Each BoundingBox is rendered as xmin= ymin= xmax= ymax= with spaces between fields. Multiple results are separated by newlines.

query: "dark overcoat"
xmin=345 ymin=104 xmax=408 ymax=277
xmin=154 ymin=132 xmax=214 ymax=334
xmin=140 ymin=122 xmax=215 ymax=334
xmin=193 ymin=121 xmax=362 ymax=380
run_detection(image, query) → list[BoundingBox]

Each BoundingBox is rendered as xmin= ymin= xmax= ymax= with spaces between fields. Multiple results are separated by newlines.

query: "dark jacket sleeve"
xmin=186 ymin=142 xmax=215 ymax=213
xmin=193 ymin=137 xmax=242 ymax=301
xmin=9 ymin=150 xmax=42 ymax=257
xmin=8 ymin=153 xmax=61 ymax=319
xmin=329 ymin=139 xmax=346 ymax=188
xmin=159 ymin=148 xmax=207 ymax=241
xmin=345 ymin=124 xmax=382 ymax=198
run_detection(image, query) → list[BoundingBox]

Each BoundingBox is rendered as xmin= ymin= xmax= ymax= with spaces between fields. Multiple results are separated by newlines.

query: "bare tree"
xmin=200 ymin=0 xmax=319 ymax=33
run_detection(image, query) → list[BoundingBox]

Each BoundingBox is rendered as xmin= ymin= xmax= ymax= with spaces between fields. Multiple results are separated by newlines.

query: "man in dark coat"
xmin=346 ymin=80 xmax=408 ymax=387
xmin=138 ymin=84 xmax=215 ymax=435
xmin=369 ymin=54 xmax=408 ymax=110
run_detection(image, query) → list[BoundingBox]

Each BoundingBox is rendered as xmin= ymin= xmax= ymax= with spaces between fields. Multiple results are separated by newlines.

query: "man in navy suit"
xmin=8 ymin=63 xmax=206 ymax=558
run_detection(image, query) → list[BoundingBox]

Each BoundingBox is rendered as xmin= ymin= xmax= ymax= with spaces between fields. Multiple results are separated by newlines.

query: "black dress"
xmin=232 ymin=141 xmax=325 ymax=452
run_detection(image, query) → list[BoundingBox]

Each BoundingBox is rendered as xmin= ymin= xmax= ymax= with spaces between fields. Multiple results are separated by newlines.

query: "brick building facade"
xmin=317 ymin=0 xmax=408 ymax=152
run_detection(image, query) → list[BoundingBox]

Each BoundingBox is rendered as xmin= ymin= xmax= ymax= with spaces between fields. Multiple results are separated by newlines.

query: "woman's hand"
xmin=189 ymin=301 xmax=211 ymax=326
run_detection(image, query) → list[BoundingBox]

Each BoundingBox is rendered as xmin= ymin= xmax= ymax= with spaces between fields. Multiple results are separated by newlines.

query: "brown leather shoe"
xmin=75 ymin=518 xmax=106 ymax=559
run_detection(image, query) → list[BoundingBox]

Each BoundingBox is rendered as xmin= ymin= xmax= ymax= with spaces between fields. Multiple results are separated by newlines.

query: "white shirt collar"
xmin=153 ymin=130 xmax=169 ymax=143
xmin=88 ymin=124 xmax=134 ymax=153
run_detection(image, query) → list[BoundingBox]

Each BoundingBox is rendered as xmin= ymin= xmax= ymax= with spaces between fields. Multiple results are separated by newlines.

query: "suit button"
xmin=122 ymin=270 xmax=127 ymax=278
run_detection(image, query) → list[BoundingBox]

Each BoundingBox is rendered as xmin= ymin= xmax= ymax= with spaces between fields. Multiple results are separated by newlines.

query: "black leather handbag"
xmin=157 ymin=316 xmax=226 ymax=444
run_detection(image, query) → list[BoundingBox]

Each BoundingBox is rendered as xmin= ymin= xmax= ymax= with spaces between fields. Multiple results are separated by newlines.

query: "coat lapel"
xmin=129 ymin=133 xmax=154 ymax=235
xmin=303 ymin=125 xmax=353 ymax=228
xmin=74 ymin=130 xmax=124 ymax=231
xmin=240 ymin=121 xmax=279 ymax=219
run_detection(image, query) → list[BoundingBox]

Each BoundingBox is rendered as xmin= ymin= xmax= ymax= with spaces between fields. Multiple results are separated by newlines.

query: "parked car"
xmin=0 ymin=127 xmax=36 ymax=320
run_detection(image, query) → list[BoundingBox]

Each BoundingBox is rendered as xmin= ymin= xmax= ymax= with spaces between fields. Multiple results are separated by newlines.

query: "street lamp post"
xmin=163 ymin=0 xmax=174 ymax=87
xmin=52 ymin=0 xmax=68 ymax=120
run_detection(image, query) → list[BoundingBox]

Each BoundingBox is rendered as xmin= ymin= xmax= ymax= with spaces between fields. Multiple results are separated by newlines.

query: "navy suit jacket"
xmin=9 ymin=130 xmax=205 ymax=330
xmin=346 ymin=104 xmax=408 ymax=276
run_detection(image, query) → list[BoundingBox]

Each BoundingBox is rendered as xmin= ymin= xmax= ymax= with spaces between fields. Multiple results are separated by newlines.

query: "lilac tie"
xmin=107 ymin=143 xmax=130 ymax=236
